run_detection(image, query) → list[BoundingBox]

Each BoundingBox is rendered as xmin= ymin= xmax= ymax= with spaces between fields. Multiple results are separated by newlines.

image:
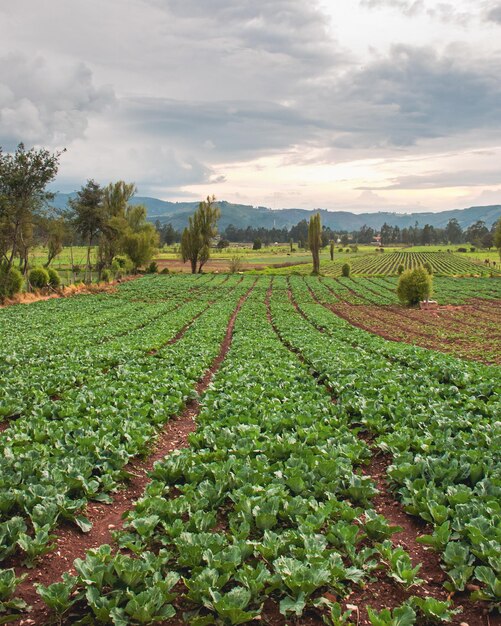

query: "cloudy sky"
xmin=1 ymin=0 xmax=501 ymax=212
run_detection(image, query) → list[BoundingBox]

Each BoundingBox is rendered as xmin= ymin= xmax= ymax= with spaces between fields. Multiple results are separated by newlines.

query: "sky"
xmin=1 ymin=0 xmax=501 ymax=213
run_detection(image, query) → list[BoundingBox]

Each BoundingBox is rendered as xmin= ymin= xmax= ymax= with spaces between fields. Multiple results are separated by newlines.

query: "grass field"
xmin=0 ymin=274 xmax=499 ymax=625
xmin=28 ymin=243 xmax=500 ymax=280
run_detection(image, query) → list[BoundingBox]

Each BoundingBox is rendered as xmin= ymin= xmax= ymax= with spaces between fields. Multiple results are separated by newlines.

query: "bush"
xmin=252 ymin=238 xmax=262 ymax=250
xmin=29 ymin=267 xmax=50 ymax=289
xmin=101 ymin=269 xmax=111 ymax=283
xmin=338 ymin=248 xmax=344 ymax=253
xmin=229 ymin=255 xmax=243 ymax=273
xmin=397 ymin=264 xmax=405 ymax=275
xmin=457 ymin=247 xmax=467 ymax=253
xmin=146 ymin=261 xmax=158 ymax=274
xmin=160 ymin=267 xmax=170 ymax=274
xmin=397 ymin=267 xmax=432 ymax=306
xmin=423 ymin=261 xmax=433 ymax=275
xmin=47 ymin=267 xmax=61 ymax=288
xmin=112 ymin=255 xmax=133 ymax=277
xmin=0 ymin=263 xmax=23 ymax=299
xmin=341 ymin=263 xmax=351 ymax=277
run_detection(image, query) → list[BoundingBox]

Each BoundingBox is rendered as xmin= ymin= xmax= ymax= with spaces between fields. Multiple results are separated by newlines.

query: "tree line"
xmin=158 ymin=216 xmax=499 ymax=250
xmin=0 ymin=144 xmax=158 ymax=298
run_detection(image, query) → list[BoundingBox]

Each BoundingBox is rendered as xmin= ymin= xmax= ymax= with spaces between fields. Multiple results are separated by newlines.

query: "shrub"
xmin=0 ymin=264 xmax=23 ymax=299
xmin=338 ymin=248 xmax=344 ymax=253
xmin=101 ymin=269 xmax=111 ymax=283
xmin=252 ymin=238 xmax=262 ymax=250
xmin=397 ymin=267 xmax=432 ymax=306
xmin=470 ymin=247 xmax=476 ymax=252
xmin=457 ymin=247 xmax=467 ymax=253
xmin=29 ymin=267 xmax=50 ymax=289
xmin=160 ymin=268 xmax=170 ymax=274
xmin=341 ymin=263 xmax=351 ymax=277
xmin=47 ymin=268 xmax=61 ymax=288
xmin=423 ymin=261 xmax=433 ymax=275
xmin=112 ymin=255 xmax=133 ymax=278
xmin=229 ymin=255 xmax=242 ymax=273
xmin=397 ymin=264 xmax=405 ymax=275
xmin=146 ymin=261 xmax=158 ymax=274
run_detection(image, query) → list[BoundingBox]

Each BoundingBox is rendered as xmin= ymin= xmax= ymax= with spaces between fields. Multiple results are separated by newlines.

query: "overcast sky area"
xmin=1 ymin=0 xmax=501 ymax=212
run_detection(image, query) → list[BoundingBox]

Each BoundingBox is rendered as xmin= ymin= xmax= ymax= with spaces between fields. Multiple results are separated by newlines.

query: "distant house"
xmin=371 ymin=235 xmax=382 ymax=246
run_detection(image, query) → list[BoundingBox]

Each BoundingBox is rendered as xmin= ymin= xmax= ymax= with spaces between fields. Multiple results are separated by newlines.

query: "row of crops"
xmin=263 ymin=251 xmax=500 ymax=277
xmin=338 ymin=252 xmax=500 ymax=277
xmin=0 ymin=275 xmax=499 ymax=624
xmin=0 ymin=275 xmax=254 ymax=566
xmin=302 ymin=275 xmax=501 ymax=306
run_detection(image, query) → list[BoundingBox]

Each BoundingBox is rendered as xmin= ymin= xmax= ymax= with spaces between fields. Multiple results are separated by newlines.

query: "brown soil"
xmin=12 ymin=285 xmax=254 ymax=626
xmin=305 ymin=286 xmax=501 ymax=365
xmin=353 ymin=447 xmax=493 ymax=626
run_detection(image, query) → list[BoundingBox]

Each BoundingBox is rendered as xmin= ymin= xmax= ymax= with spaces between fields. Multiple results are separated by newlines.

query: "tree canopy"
xmin=180 ymin=196 xmax=221 ymax=273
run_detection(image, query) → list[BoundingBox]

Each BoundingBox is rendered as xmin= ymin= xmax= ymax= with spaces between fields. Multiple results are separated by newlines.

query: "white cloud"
xmin=0 ymin=53 xmax=114 ymax=150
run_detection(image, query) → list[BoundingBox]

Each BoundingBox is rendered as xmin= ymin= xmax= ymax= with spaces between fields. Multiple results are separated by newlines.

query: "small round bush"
xmin=341 ymin=263 xmax=351 ymax=277
xmin=28 ymin=267 xmax=50 ymax=289
xmin=0 ymin=264 xmax=23 ymax=299
xmin=47 ymin=267 xmax=61 ymax=288
xmin=423 ymin=261 xmax=433 ymax=275
xmin=397 ymin=264 xmax=405 ymax=275
xmin=101 ymin=269 xmax=111 ymax=283
xmin=397 ymin=267 xmax=432 ymax=306
xmin=147 ymin=261 xmax=158 ymax=274
xmin=160 ymin=267 xmax=170 ymax=274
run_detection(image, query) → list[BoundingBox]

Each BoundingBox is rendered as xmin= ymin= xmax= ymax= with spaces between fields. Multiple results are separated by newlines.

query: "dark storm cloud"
xmin=0 ymin=53 xmax=115 ymax=150
xmin=121 ymin=97 xmax=327 ymax=160
xmin=116 ymin=39 xmax=501 ymax=166
xmin=318 ymin=45 xmax=501 ymax=148
xmin=487 ymin=3 xmax=501 ymax=22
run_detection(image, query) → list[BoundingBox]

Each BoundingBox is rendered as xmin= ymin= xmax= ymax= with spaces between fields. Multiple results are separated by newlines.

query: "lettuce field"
xmin=0 ymin=275 xmax=499 ymax=625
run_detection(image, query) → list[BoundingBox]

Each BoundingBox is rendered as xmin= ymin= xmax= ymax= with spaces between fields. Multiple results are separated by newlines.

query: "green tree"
xmin=44 ymin=218 xmax=68 ymax=266
xmin=494 ymin=218 xmax=501 ymax=259
xmin=99 ymin=181 xmax=136 ymax=268
xmin=121 ymin=205 xmax=159 ymax=270
xmin=0 ymin=143 xmax=63 ymax=275
xmin=397 ymin=267 xmax=432 ymax=306
xmin=330 ymin=240 xmax=334 ymax=261
xmin=70 ymin=180 xmax=105 ymax=283
xmin=465 ymin=220 xmax=488 ymax=248
xmin=445 ymin=218 xmax=463 ymax=244
xmin=308 ymin=213 xmax=321 ymax=275
xmin=180 ymin=196 xmax=220 ymax=273
xmin=253 ymin=238 xmax=262 ymax=250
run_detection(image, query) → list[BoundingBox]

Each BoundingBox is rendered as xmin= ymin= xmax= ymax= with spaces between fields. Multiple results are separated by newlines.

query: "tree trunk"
xmin=70 ymin=245 xmax=75 ymax=284
xmin=190 ymin=258 xmax=197 ymax=274
xmin=85 ymin=237 xmax=92 ymax=284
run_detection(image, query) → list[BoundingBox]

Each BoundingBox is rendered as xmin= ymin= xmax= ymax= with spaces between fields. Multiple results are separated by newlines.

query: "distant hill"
xmin=51 ymin=193 xmax=501 ymax=232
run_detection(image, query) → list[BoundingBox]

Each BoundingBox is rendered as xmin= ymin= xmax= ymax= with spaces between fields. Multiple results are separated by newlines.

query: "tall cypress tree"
xmin=308 ymin=213 xmax=321 ymax=275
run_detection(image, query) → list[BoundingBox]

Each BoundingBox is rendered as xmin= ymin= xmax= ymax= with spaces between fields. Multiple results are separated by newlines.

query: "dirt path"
xmin=12 ymin=285 xmax=255 ymax=625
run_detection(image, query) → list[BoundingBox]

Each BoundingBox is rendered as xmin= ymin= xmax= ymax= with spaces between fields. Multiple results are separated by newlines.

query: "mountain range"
xmin=52 ymin=193 xmax=501 ymax=232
